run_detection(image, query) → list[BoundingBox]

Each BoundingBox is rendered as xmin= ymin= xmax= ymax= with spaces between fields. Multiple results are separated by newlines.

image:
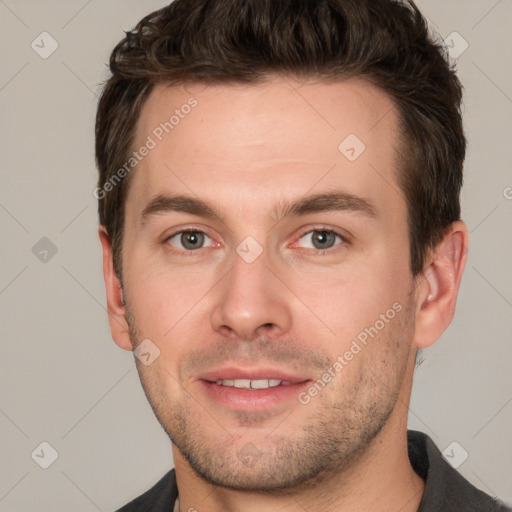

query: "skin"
xmin=99 ymin=76 xmax=468 ymax=512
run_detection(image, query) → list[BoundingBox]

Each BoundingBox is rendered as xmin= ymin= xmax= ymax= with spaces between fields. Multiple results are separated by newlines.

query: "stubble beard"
xmin=125 ymin=297 xmax=415 ymax=494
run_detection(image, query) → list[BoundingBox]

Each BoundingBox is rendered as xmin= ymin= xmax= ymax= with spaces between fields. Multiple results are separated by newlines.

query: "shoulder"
xmin=408 ymin=430 xmax=511 ymax=512
xmin=115 ymin=469 xmax=178 ymax=512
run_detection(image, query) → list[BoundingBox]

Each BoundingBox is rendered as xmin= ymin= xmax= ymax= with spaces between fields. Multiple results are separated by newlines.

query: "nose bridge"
xmin=210 ymin=241 xmax=292 ymax=339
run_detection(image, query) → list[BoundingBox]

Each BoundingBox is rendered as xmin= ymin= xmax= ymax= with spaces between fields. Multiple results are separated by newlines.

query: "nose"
xmin=210 ymin=244 xmax=293 ymax=341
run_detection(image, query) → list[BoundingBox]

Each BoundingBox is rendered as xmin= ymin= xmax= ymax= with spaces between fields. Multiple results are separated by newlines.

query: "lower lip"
xmin=198 ymin=380 xmax=310 ymax=411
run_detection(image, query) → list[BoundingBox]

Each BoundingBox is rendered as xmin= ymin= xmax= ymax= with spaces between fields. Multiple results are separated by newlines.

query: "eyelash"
xmin=296 ymin=228 xmax=347 ymax=257
xmin=163 ymin=227 xmax=347 ymax=256
xmin=163 ymin=229 xmax=215 ymax=257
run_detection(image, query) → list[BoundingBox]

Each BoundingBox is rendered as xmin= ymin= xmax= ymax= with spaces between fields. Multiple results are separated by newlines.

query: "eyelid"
xmin=161 ymin=225 xmax=349 ymax=255
xmin=163 ymin=227 xmax=219 ymax=253
xmin=291 ymin=226 xmax=349 ymax=251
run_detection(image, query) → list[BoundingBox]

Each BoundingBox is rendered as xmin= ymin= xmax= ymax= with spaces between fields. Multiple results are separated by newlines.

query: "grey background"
xmin=0 ymin=0 xmax=511 ymax=510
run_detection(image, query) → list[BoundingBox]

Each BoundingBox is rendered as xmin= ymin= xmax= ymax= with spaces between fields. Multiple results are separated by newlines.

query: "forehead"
xmin=127 ymin=76 xmax=404 ymax=221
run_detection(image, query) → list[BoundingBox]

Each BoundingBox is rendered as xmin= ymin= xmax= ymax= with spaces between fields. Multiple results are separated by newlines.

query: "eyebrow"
xmin=139 ymin=190 xmax=378 ymax=226
xmin=274 ymin=191 xmax=378 ymax=220
xmin=140 ymin=194 xmax=223 ymax=225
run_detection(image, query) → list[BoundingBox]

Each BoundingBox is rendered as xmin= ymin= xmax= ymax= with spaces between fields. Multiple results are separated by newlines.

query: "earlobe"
xmin=413 ymin=221 xmax=468 ymax=349
xmin=98 ymin=226 xmax=133 ymax=351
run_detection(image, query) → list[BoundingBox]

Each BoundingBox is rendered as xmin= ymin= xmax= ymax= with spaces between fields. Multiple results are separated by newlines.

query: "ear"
xmin=413 ymin=221 xmax=468 ymax=349
xmin=98 ymin=226 xmax=133 ymax=351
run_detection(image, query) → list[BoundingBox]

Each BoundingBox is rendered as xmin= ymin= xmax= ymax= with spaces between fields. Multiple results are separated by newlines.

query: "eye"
xmin=297 ymin=229 xmax=344 ymax=250
xmin=166 ymin=230 xmax=215 ymax=251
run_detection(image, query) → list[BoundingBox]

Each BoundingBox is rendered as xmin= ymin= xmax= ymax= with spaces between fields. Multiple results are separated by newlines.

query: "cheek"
xmin=286 ymin=265 xmax=358 ymax=310
xmin=136 ymin=360 xmax=184 ymax=422
xmin=287 ymin=258 xmax=410 ymax=355
xmin=124 ymin=254 xmax=213 ymax=335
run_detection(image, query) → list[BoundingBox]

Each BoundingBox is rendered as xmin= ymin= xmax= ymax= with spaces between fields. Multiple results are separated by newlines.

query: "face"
xmin=120 ymin=77 xmax=418 ymax=491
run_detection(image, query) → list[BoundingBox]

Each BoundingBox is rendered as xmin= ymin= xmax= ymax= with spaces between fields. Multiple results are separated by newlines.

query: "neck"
xmin=174 ymin=353 xmax=424 ymax=512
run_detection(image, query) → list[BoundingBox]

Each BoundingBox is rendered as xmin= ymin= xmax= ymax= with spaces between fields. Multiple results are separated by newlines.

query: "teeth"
xmin=251 ymin=379 xmax=281 ymax=389
xmin=215 ymin=378 xmax=284 ymax=389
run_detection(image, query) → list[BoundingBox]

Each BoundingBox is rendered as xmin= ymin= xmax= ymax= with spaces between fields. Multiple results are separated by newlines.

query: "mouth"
xmin=196 ymin=368 xmax=311 ymax=412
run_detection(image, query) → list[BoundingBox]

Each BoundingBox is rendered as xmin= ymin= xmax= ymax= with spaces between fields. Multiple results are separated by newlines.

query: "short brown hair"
xmin=95 ymin=0 xmax=465 ymax=281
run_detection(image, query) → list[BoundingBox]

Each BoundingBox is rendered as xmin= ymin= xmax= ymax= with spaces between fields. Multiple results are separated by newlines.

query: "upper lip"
xmin=197 ymin=366 xmax=311 ymax=383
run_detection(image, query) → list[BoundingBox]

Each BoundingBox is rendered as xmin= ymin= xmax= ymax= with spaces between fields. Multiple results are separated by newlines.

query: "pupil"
xmin=313 ymin=231 xmax=334 ymax=249
xmin=182 ymin=232 xmax=204 ymax=250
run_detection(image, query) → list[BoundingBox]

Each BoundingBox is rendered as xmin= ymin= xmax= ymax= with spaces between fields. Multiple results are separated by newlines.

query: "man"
xmin=95 ymin=0 xmax=510 ymax=510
